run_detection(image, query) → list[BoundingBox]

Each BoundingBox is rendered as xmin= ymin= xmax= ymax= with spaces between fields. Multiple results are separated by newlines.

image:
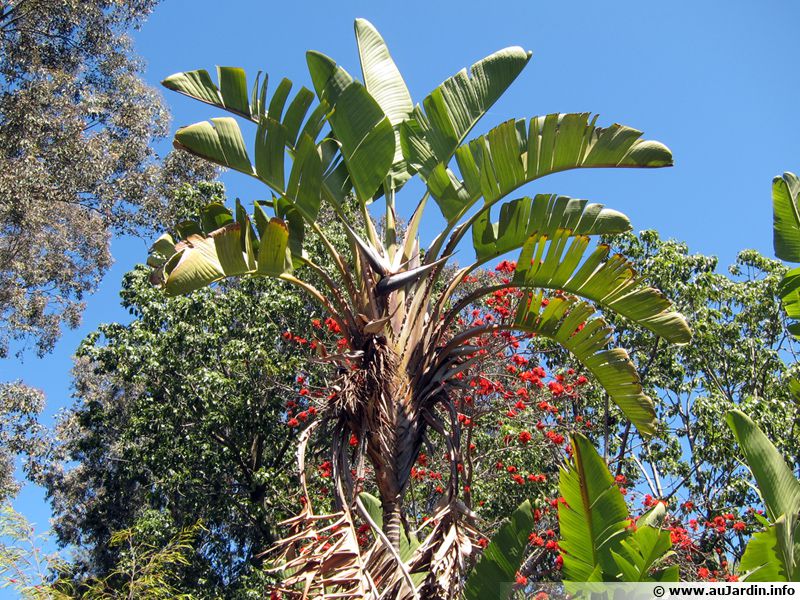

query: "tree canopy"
xmin=0 ymin=0 xmax=216 ymax=357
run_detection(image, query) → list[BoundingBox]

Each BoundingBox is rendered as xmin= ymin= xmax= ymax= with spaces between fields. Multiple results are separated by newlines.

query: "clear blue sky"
xmin=2 ymin=0 xmax=800 ymax=580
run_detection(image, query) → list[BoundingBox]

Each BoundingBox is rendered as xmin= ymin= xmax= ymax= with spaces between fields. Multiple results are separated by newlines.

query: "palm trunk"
xmin=359 ymin=340 xmax=424 ymax=550
xmin=381 ymin=496 xmax=403 ymax=549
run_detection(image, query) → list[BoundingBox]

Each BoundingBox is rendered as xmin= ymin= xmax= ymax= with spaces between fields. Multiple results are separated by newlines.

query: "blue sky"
xmin=2 ymin=0 xmax=800 ymax=581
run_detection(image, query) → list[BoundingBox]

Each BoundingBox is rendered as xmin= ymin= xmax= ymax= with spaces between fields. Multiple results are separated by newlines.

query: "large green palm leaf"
xmin=163 ymin=66 xmax=262 ymax=121
xmin=772 ymin=172 xmax=800 ymax=337
xmin=727 ymin=410 xmax=800 ymax=581
xmin=739 ymin=515 xmax=800 ymax=582
xmin=773 ymin=172 xmax=800 ymax=262
xmin=471 ymin=193 xmax=632 ymax=261
xmin=514 ymin=294 xmax=656 ymax=434
xmin=512 ymin=232 xmax=690 ymax=344
xmin=354 ymin=18 xmax=414 ymax=189
xmin=462 ymin=500 xmax=536 ymax=600
xmin=558 ymin=433 xmax=632 ymax=580
xmin=727 ymin=410 xmax=800 ymax=521
xmin=168 ymin=80 xmax=328 ymax=203
xmin=306 ymin=51 xmax=395 ymax=204
xmin=611 ymin=526 xmax=678 ymax=582
xmin=148 ymin=201 xmax=290 ymax=295
xmin=400 ymin=47 xmax=531 ymax=184
xmin=427 ymin=114 xmax=672 ymax=222
xmin=559 ymin=434 xmax=677 ymax=583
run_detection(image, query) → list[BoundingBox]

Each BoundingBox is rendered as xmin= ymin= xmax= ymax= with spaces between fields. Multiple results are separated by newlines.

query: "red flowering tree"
xmin=145 ymin=19 xmax=690 ymax=599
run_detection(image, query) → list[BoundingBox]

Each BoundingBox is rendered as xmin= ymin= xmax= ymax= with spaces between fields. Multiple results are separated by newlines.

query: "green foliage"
xmin=0 ymin=0 xmax=218 ymax=357
xmin=463 ymin=500 xmax=536 ymax=600
xmin=76 ymin=519 xmax=203 ymax=599
xmin=44 ymin=266 xmax=314 ymax=593
xmin=38 ymin=183 xmax=358 ymax=596
xmin=727 ymin=410 xmax=800 ymax=522
xmin=2 ymin=503 xmax=203 ymax=599
xmin=1 ymin=502 xmax=70 ymax=599
xmin=0 ymin=383 xmax=47 ymax=503
xmin=586 ymin=231 xmax=800 ymax=521
xmin=471 ymin=194 xmax=631 ymax=262
xmin=727 ymin=410 xmax=800 ymax=581
xmin=611 ymin=526 xmax=678 ymax=582
xmin=772 ymin=172 xmax=800 ymax=336
xmin=739 ymin=517 xmax=800 ymax=582
xmin=558 ymin=433 xmax=631 ymax=581
xmin=558 ymin=434 xmax=676 ymax=582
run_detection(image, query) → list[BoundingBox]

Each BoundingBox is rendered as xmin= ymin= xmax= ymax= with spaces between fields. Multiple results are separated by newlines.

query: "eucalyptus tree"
xmin=0 ymin=0 xmax=217 ymax=357
xmin=147 ymin=19 xmax=690 ymax=598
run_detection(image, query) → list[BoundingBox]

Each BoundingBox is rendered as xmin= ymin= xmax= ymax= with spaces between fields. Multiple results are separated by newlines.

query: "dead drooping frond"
xmin=265 ymin=419 xmax=486 ymax=600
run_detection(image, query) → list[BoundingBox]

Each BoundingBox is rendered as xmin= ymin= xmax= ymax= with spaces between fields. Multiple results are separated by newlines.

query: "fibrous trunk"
xmin=340 ymin=338 xmax=426 ymax=548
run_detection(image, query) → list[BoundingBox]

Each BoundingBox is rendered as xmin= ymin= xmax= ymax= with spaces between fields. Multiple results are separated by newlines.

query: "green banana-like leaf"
xmin=355 ymin=18 xmax=413 ymax=189
xmin=358 ymin=492 xmax=420 ymax=564
xmin=611 ymin=525 xmax=678 ymax=582
xmin=559 ymin=433 xmax=632 ymax=581
xmin=739 ymin=514 xmax=800 ymax=582
xmin=428 ymin=113 xmax=672 ymax=222
xmin=512 ymin=232 xmax=690 ymax=345
xmin=147 ymin=233 xmax=177 ymax=270
xmin=726 ymin=410 xmax=800 ymax=522
xmin=772 ymin=172 xmax=800 ymax=337
xmin=167 ymin=68 xmax=323 ymax=199
xmin=773 ymin=172 xmax=800 ymax=263
xmin=163 ymin=67 xmax=320 ymax=141
xmin=400 ymin=46 xmax=531 ymax=182
xmin=148 ymin=204 xmax=291 ymax=295
xmin=307 ymin=50 xmax=395 ymax=203
xmin=514 ymin=294 xmax=656 ymax=435
xmin=637 ymin=503 xmax=667 ymax=528
xmin=472 ymin=194 xmax=631 ymax=261
xmin=463 ymin=499 xmax=536 ymax=600
xmin=778 ymin=267 xmax=800 ymax=337
xmin=727 ymin=410 xmax=800 ymax=582
xmin=256 ymin=218 xmax=291 ymax=276
xmin=174 ymin=117 xmax=254 ymax=176
xmin=163 ymin=66 xmax=257 ymax=120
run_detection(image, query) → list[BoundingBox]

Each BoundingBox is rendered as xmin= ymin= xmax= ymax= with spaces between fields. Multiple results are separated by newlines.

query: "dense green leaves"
xmin=778 ymin=267 xmax=800 ymax=337
xmin=165 ymin=67 xmax=325 ymax=222
xmin=463 ymin=500 xmax=536 ymax=599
